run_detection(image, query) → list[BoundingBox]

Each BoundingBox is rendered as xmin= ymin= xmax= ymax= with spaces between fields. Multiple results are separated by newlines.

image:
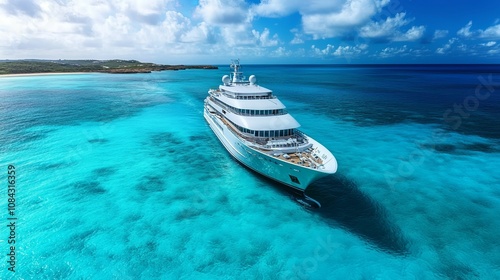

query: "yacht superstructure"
xmin=204 ymin=60 xmax=337 ymax=205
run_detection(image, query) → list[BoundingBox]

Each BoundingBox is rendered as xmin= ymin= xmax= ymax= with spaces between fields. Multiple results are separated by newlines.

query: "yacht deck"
xmin=212 ymin=110 xmax=325 ymax=169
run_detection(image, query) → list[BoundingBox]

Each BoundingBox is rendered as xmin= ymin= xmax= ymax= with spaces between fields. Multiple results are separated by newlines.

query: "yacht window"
xmin=270 ymin=131 xmax=274 ymax=137
xmin=280 ymin=130 xmax=284 ymax=137
xmin=265 ymin=131 xmax=269 ymax=137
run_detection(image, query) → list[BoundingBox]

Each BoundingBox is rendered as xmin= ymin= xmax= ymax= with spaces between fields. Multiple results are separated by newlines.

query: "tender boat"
xmin=204 ymin=60 xmax=337 ymax=207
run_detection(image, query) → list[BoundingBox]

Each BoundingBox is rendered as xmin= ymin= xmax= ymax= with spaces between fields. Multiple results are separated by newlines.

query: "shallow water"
xmin=1 ymin=65 xmax=500 ymax=279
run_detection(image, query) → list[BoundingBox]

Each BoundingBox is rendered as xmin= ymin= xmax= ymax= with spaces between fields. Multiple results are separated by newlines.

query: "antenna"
xmin=230 ymin=59 xmax=243 ymax=83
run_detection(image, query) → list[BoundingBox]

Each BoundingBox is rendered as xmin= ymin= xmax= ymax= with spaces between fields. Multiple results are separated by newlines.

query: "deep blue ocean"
xmin=1 ymin=64 xmax=500 ymax=279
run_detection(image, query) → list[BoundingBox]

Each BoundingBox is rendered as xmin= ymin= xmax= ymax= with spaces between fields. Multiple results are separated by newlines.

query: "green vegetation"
xmin=0 ymin=59 xmax=217 ymax=75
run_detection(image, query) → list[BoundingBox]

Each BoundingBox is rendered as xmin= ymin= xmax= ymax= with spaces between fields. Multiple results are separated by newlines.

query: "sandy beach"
xmin=0 ymin=72 xmax=92 ymax=78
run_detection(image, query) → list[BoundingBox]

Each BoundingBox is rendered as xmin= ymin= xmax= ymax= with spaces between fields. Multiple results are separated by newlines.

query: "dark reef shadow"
xmin=240 ymin=163 xmax=410 ymax=256
xmin=305 ymin=175 xmax=410 ymax=256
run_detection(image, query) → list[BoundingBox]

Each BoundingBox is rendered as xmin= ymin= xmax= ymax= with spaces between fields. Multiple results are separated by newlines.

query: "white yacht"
xmin=204 ymin=60 xmax=337 ymax=206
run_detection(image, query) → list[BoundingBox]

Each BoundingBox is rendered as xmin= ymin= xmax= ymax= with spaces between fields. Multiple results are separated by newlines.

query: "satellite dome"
xmin=249 ymin=75 xmax=257 ymax=85
xmin=222 ymin=75 xmax=230 ymax=85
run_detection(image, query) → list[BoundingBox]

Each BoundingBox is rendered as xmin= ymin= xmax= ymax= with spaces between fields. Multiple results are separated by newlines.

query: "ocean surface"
xmin=1 ymin=64 xmax=500 ymax=279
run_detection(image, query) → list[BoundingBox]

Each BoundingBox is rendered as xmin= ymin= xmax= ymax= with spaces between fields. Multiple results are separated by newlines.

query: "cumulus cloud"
xmin=394 ymin=26 xmax=426 ymax=42
xmin=436 ymin=38 xmax=458 ymax=54
xmin=252 ymin=28 xmax=279 ymax=47
xmin=377 ymin=45 xmax=427 ymax=58
xmin=0 ymin=0 xmax=494 ymax=62
xmin=457 ymin=21 xmax=500 ymax=39
xmin=302 ymin=0 xmax=390 ymax=38
xmin=290 ymin=34 xmax=304 ymax=45
xmin=194 ymin=0 xmax=250 ymax=25
xmin=359 ymin=13 xmax=408 ymax=39
xmin=253 ymin=0 xmax=390 ymax=39
xmin=359 ymin=13 xmax=425 ymax=42
xmin=1 ymin=0 xmax=42 ymax=17
xmin=290 ymin=28 xmax=304 ymax=44
xmin=333 ymin=44 xmax=367 ymax=57
xmin=481 ymin=41 xmax=496 ymax=47
xmin=271 ymin=46 xmax=293 ymax=57
xmin=311 ymin=44 xmax=336 ymax=56
xmin=480 ymin=23 xmax=500 ymax=39
xmin=457 ymin=21 xmax=473 ymax=38
xmin=311 ymin=43 xmax=368 ymax=58
xmin=251 ymin=0 xmax=303 ymax=17
xmin=0 ymin=0 xmax=236 ymax=60
xmin=433 ymin=30 xmax=449 ymax=40
xmin=379 ymin=45 xmax=408 ymax=58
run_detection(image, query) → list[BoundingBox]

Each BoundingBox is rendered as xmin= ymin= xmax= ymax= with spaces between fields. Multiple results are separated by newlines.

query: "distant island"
xmin=0 ymin=59 xmax=218 ymax=75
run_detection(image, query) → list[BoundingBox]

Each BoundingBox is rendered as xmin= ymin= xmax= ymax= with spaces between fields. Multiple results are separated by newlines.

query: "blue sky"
xmin=0 ymin=0 xmax=499 ymax=64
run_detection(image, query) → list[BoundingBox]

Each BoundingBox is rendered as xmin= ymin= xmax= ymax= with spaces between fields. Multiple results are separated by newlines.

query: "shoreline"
xmin=0 ymin=72 xmax=92 ymax=78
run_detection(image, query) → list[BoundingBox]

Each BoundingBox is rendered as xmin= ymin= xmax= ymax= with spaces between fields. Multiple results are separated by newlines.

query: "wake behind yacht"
xmin=204 ymin=60 xmax=337 ymax=206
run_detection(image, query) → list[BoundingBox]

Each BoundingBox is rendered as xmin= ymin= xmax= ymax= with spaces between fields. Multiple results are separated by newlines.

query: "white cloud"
xmin=0 ymin=0 xmax=494 ymax=63
xmin=291 ymin=34 xmax=304 ymax=44
xmin=457 ymin=21 xmax=473 ymax=38
xmin=0 ymin=0 xmax=261 ymax=61
xmin=180 ymin=22 xmax=212 ymax=43
xmin=252 ymin=0 xmax=390 ymax=39
xmin=271 ymin=46 xmax=293 ymax=57
xmin=359 ymin=13 xmax=425 ymax=42
xmin=290 ymin=29 xmax=304 ymax=44
xmin=436 ymin=38 xmax=458 ymax=54
xmin=311 ymin=44 xmax=335 ymax=56
xmin=379 ymin=45 xmax=408 ymax=58
xmin=376 ymin=45 xmax=429 ymax=58
xmin=480 ymin=24 xmax=500 ymax=39
xmin=487 ymin=48 xmax=500 ymax=55
xmin=393 ymin=25 xmax=426 ymax=42
xmin=457 ymin=21 xmax=500 ymax=40
xmin=359 ymin=13 xmax=408 ymax=39
xmin=194 ymin=0 xmax=250 ymax=25
xmin=481 ymin=41 xmax=496 ymax=47
xmin=311 ymin=43 xmax=368 ymax=58
xmin=433 ymin=29 xmax=449 ymax=40
xmin=0 ymin=0 xmax=203 ymax=59
xmin=251 ymin=0 xmax=303 ymax=17
xmin=302 ymin=0 xmax=390 ymax=38
xmin=252 ymin=28 xmax=279 ymax=47
xmin=333 ymin=45 xmax=364 ymax=57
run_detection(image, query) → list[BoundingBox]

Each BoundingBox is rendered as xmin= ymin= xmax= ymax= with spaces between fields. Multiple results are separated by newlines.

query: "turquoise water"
xmin=1 ymin=65 xmax=500 ymax=279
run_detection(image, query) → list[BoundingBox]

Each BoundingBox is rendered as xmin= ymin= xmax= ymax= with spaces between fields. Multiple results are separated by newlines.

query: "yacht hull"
xmin=204 ymin=107 xmax=333 ymax=192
